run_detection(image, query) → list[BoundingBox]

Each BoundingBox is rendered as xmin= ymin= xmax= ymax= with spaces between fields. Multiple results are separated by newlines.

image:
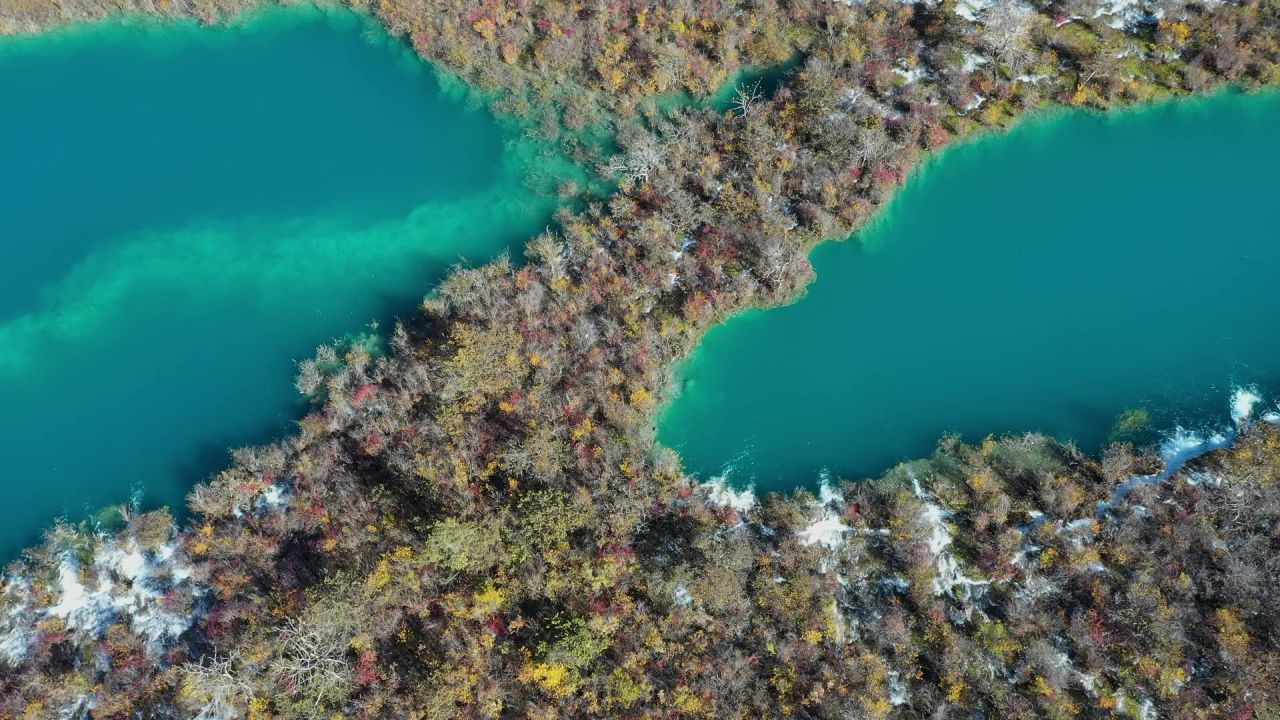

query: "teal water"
xmin=0 ymin=7 xmax=579 ymax=556
xmin=654 ymin=56 xmax=803 ymax=117
xmin=659 ymin=91 xmax=1280 ymax=490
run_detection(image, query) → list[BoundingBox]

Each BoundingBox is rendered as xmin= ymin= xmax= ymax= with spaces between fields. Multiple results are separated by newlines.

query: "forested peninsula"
xmin=2 ymin=0 xmax=1279 ymax=718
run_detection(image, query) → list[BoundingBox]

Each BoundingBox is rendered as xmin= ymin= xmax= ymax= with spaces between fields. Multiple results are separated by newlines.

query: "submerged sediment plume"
xmin=2 ymin=0 xmax=1279 ymax=718
xmin=0 ymin=4 xmax=588 ymax=556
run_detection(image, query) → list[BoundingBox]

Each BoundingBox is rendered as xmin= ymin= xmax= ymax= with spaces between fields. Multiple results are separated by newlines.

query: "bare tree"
xmin=981 ymin=3 xmax=1036 ymax=72
xmin=731 ymin=80 xmax=763 ymax=118
xmin=295 ymin=358 xmax=323 ymax=396
xmin=181 ymin=651 xmax=254 ymax=720
xmin=606 ymin=132 xmax=665 ymax=182
xmin=271 ymin=616 xmax=355 ymax=719
xmin=853 ymin=125 xmax=896 ymax=166
xmin=757 ymin=235 xmax=802 ymax=286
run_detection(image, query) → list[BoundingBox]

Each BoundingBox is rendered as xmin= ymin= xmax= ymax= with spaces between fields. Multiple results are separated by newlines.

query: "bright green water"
xmin=0 ymin=6 xmax=580 ymax=556
xmin=660 ymin=91 xmax=1280 ymax=490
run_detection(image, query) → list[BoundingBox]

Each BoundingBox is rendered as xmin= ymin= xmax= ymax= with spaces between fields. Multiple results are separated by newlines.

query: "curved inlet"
xmin=659 ymin=91 xmax=1280 ymax=491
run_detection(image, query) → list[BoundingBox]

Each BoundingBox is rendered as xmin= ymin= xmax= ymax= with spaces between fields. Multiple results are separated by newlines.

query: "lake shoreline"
xmin=3 ymin=0 xmax=1279 ymax=715
xmin=659 ymin=88 xmax=1280 ymax=491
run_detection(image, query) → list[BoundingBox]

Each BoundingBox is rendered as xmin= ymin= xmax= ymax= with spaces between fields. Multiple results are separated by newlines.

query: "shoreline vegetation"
xmin=0 ymin=7 xmax=598 ymax=558
xmin=655 ymin=86 xmax=1280 ymax=489
xmin=2 ymin=0 xmax=1279 ymax=718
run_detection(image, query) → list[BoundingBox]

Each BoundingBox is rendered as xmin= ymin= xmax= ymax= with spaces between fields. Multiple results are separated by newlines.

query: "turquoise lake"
xmin=660 ymin=91 xmax=1280 ymax=491
xmin=0 ymin=7 xmax=578 ymax=556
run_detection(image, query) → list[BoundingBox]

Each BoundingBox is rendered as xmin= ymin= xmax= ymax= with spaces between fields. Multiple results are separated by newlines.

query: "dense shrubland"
xmin=2 ymin=0 xmax=1279 ymax=717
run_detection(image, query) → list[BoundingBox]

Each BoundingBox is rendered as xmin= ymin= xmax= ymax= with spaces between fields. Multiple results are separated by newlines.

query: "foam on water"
xmin=1103 ymin=385 xmax=1265 ymax=513
xmin=1230 ymin=385 xmax=1263 ymax=424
